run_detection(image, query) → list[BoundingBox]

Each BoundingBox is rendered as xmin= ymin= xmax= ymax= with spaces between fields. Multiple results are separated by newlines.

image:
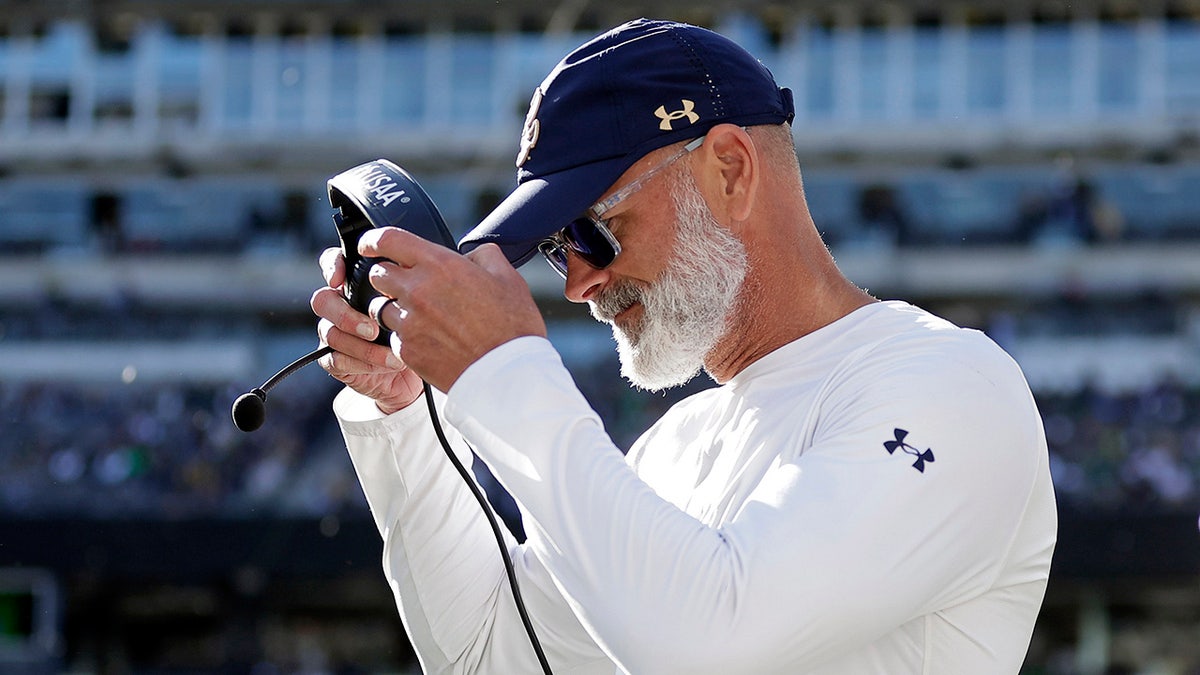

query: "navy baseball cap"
xmin=458 ymin=18 xmax=795 ymax=266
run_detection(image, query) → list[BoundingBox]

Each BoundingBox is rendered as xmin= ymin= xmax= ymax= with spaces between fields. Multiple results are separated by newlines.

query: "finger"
xmin=318 ymin=247 xmax=346 ymax=288
xmin=311 ymin=286 xmax=379 ymax=341
xmin=366 ymin=259 xmax=413 ymax=309
xmin=368 ymin=295 xmax=412 ymax=337
xmin=358 ymin=227 xmax=447 ymax=268
xmin=317 ymin=318 xmax=403 ymax=372
xmin=464 ymin=242 xmax=520 ymax=280
xmin=389 ymin=330 xmax=404 ymax=362
xmin=317 ymin=343 xmax=387 ymax=378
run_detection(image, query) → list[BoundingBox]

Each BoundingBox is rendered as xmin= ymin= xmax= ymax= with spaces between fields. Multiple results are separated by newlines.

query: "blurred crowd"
xmin=1040 ymin=377 xmax=1200 ymax=512
xmin=0 ymin=376 xmax=359 ymax=519
xmin=1 ymin=359 xmax=1198 ymax=521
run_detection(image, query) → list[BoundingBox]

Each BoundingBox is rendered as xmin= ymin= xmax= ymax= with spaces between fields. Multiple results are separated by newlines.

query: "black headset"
xmin=233 ymin=159 xmax=553 ymax=674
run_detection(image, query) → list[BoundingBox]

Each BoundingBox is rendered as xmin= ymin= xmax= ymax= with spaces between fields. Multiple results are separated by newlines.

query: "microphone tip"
xmin=232 ymin=388 xmax=267 ymax=432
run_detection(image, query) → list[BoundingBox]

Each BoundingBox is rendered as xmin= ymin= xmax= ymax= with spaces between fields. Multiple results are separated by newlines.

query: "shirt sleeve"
xmin=333 ymin=385 xmax=613 ymax=674
xmin=444 ymin=335 xmax=1056 ymax=674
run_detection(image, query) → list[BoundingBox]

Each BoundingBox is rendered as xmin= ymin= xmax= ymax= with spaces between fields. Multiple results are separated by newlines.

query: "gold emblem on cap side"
xmin=654 ymin=99 xmax=699 ymax=131
xmin=517 ymin=88 xmax=544 ymax=168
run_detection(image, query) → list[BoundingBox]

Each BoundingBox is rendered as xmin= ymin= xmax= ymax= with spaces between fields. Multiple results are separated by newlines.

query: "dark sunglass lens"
xmin=563 ymin=218 xmax=617 ymax=268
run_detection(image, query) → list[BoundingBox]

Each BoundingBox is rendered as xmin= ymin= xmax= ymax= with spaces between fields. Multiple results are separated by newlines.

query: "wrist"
xmin=375 ymin=400 xmax=405 ymax=416
xmin=375 ymin=389 xmax=423 ymax=416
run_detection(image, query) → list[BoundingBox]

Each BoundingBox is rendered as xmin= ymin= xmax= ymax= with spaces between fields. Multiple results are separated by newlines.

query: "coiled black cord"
xmin=422 ymin=381 xmax=554 ymax=674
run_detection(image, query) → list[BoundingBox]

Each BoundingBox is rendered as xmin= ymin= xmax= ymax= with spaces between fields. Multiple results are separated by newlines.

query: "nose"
xmin=562 ymin=253 xmax=609 ymax=304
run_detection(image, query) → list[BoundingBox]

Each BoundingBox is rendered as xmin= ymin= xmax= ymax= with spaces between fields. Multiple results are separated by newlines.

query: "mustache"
xmin=590 ymin=279 xmax=644 ymax=323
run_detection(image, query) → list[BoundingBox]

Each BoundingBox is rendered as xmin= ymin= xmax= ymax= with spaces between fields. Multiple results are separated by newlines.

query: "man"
xmin=310 ymin=19 xmax=1057 ymax=674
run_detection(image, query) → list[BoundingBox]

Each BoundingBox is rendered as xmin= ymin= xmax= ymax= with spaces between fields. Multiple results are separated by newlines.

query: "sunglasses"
xmin=539 ymin=136 xmax=705 ymax=279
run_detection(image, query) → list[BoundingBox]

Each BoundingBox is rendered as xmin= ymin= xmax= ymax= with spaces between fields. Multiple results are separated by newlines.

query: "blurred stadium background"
xmin=0 ymin=0 xmax=1199 ymax=672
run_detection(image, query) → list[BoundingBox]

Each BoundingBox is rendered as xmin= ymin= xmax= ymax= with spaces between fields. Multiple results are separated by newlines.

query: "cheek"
xmin=613 ymin=195 xmax=680 ymax=282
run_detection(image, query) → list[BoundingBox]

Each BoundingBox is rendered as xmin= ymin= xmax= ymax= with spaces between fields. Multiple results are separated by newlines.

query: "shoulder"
xmin=849 ymin=301 xmax=1029 ymax=396
xmin=817 ymin=302 xmax=1044 ymax=467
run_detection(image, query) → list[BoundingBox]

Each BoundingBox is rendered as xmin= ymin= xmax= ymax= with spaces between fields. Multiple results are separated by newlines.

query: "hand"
xmin=310 ymin=246 xmax=425 ymax=414
xmin=359 ymin=227 xmax=547 ymax=393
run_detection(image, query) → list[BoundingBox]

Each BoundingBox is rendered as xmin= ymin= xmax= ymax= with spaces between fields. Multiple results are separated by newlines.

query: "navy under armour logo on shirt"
xmin=884 ymin=428 xmax=935 ymax=473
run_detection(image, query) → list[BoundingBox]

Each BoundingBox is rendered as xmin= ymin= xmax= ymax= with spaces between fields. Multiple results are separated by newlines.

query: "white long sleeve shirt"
xmin=334 ymin=300 xmax=1057 ymax=674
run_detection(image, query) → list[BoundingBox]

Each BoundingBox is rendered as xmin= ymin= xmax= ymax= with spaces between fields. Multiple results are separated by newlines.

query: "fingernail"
xmin=386 ymin=353 xmax=404 ymax=370
xmin=357 ymin=322 xmax=376 ymax=339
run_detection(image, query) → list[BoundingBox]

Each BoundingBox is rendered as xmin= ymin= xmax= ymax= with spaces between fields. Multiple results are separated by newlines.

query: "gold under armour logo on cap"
xmin=654 ymin=99 xmax=699 ymax=131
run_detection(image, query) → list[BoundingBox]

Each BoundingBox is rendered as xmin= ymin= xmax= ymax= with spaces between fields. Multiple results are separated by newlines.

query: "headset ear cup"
xmin=345 ymin=256 xmax=391 ymax=345
xmin=326 ymin=159 xmax=451 ymax=347
xmin=344 ymin=256 xmax=376 ymax=315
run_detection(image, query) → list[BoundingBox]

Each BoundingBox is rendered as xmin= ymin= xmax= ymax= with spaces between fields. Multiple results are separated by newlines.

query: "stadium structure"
xmin=1 ymin=0 xmax=1199 ymax=672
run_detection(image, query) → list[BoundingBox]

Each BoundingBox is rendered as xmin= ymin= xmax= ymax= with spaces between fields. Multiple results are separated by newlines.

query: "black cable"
xmin=422 ymin=381 xmax=554 ymax=675
xmin=235 ymin=345 xmax=552 ymax=670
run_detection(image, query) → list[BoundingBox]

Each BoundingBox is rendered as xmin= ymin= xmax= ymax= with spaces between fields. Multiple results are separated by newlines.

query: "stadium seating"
xmin=2 ymin=6 xmax=1200 ymax=674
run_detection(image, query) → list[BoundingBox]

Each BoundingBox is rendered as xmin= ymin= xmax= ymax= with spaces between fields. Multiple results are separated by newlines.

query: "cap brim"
xmin=458 ymin=154 xmax=635 ymax=267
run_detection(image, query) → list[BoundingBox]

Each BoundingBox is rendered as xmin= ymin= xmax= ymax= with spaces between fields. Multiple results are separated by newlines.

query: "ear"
xmin=696 ymin=124 xmax=759 ymax=224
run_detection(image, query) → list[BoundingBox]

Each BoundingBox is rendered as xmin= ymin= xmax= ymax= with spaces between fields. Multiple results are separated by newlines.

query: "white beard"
xmin=589 ymin=168 xmax=748 ymax=391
